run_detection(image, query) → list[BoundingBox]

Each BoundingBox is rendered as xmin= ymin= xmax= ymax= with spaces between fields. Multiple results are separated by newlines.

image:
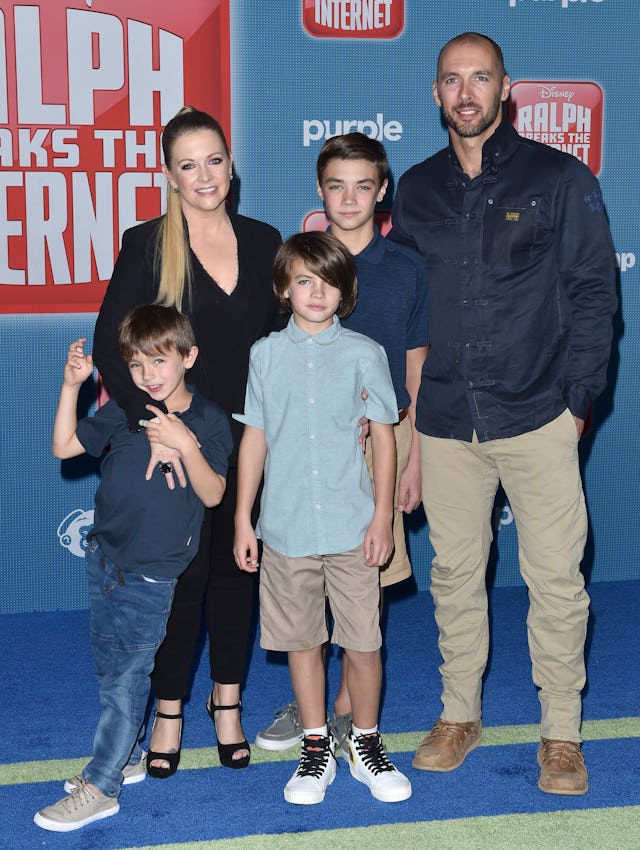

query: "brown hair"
xmin=155 ymin=107 xmax=231 ymax=310
xmin=273 ymin=232 xmax=357 ymax=319
xmin=316 ymin=132 xmax=388 ymax=187
xmin=118 ymin=304 xmax=196 ymax=362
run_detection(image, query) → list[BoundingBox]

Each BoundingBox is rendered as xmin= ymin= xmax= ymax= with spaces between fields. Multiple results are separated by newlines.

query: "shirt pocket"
xmin=482 ymin=197 xmax=540 ymax=269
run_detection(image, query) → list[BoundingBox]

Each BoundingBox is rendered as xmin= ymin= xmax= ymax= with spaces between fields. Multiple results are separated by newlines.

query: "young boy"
xmin=34 ymin=305 xmax=232 ymax=832
xmin=233 ymin=231 xmax=412 ymax=805
xmin=256 ymin=133 xmax=429 ymax=753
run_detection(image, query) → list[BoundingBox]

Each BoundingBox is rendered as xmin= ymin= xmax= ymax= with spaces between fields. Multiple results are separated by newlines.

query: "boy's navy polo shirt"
xmin=76 ymin=387 xmax=232 ymax=578
xmin=340 ymin=226 xmax=429 ymax=410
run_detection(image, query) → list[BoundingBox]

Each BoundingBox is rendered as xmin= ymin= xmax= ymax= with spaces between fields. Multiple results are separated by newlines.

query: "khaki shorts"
xmin=259 ymin=543 xmax=381 ymax=653
xmin=365 ymin=414 xmax=413 ymax=588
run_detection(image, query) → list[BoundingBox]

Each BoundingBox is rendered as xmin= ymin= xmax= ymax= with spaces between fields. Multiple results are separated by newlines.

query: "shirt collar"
xmin=285 ymin=313 xmax=343 ymax=345
xmin=326 ymin=224 xmax=385 ymax=266
xmin=447 ymin=113 xmax=519 ymax=176
xmin=352 ymin=224 xmax=385 ymax=265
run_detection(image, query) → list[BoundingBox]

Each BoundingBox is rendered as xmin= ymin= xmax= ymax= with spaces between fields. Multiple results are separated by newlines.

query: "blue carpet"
xmin=1 ymin=581 xmax=639 ymax=849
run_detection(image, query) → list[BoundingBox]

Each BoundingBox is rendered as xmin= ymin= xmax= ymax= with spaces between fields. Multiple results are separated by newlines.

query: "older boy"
xmin=34 ymin=305 xmax=232 ymax=831
xmin=234 ymin=232 xmax=412 ymax=805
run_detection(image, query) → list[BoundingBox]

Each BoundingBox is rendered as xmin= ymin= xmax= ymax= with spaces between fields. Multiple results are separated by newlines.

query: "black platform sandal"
xmin=146 ymin=709 xmax=183 ymax=779
xmin=206 ymin=695 xmax=251 ymax=769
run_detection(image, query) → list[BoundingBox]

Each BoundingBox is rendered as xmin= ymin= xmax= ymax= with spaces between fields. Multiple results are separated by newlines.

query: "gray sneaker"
xmin=329 ymin=712 xmax=353 ymax=753
xmin=63 ymin=752 xmax=147 ymax=793
xmin=34 ymin=784 xmax=119 ymax=832
xmin=255 ymin=702 xmax=303 ymax=751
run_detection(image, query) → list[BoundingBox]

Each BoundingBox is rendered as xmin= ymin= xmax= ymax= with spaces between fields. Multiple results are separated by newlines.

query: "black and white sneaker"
xmin=284 ymin=734 xmax=337 ymax=805
xmin=344 ymin=731 xmax=412 ymax=802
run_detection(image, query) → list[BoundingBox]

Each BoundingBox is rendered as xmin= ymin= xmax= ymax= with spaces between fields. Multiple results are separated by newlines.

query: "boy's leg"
xmin=343 ymin=648 xmax=382 ymax=730
xmin=259 ymin=545 xmax=336 ymax=804
xmin=289 ymin=647 xmax=326 ymax=730
xmin=34 ymin=544 xmax=176 ymax=832
xmin=331 ymin=419 xmax=413 ymax=725
xmin=324 ymin=547 xmax=411 ymax=803
xmin=83 ymin=544 xmax=176 ymax=797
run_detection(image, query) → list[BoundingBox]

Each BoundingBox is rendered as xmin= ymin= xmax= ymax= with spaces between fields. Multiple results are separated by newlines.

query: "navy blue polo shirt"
xmin=340 ymin=226 xmax=429 ymax=410
xmin=76 ymin=387 xmax=232 ymax=577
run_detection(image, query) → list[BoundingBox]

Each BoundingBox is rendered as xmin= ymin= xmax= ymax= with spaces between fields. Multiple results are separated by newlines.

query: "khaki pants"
xmin=420 ymin=409 xmax=589 ymax=741
xmin=365 ymin=415 xmax=413 ymax=588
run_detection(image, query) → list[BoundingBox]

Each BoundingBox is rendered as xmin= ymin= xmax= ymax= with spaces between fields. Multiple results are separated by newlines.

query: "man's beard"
xmin=443 ymin=93 xmax=503 ymax=138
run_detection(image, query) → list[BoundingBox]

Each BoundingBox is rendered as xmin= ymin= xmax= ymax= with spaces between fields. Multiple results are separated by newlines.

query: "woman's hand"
xmin=144 ymin=441 xmax=186 ymax=490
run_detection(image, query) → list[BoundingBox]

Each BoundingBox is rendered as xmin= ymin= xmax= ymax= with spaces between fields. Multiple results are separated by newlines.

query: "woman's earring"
xmin=170 ymin=184 xmax=179 ymax=193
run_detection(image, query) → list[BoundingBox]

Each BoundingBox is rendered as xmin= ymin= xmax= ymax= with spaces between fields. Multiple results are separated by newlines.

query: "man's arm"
xmin=364 ymin=420 xmax=396 ymax=567
xmin=397 ymin=345 xmax=428 ymax=511
xmin=557 ymin=162 xmax=617 ymax=425
xmin=233 ymin=425 xmax=268 ymax=572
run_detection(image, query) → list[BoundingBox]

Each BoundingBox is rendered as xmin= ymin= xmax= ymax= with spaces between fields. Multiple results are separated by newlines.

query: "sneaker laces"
xmin=295 ymin=735 xmax=334 ymax=778
xmin=539 ymin=740 xmax=584 ymax=769
xmin=61 ymin=783 xmax=101 ymax=813
xmin=273 ymin=702 xmax=300 ymax=724
xmin=427 ymin=720 xmax=477 ymax=743
xmin=351 ymin=732 xmax=395 ymax=775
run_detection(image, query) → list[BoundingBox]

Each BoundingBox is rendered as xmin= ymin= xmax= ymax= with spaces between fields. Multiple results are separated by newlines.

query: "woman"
xmin=93 ymin=107 xmax=282 ymax=775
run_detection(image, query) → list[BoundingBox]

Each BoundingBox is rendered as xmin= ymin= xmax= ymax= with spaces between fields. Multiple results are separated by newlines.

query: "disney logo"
xmin=538 ymin=85 xmax=575 ymax=101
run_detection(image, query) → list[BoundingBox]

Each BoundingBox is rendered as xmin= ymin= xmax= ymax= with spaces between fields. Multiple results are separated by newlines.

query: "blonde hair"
xmin=155 ymin=106 xmax=231 ymax=310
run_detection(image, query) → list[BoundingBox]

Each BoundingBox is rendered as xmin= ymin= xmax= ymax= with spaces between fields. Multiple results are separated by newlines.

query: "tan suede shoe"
xmin=412 ymin=720 xmax=482 ymax=772
xmin=537 ymin=738 xmax=588 ymax=795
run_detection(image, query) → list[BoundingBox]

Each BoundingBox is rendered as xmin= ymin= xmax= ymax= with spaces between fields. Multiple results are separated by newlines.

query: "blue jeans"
xmin=82 ymin=540 xmax=176 ymax=797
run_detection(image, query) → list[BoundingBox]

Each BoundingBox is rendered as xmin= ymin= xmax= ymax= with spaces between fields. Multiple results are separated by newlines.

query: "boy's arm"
xmin=144 ymin=406 xmax=225 ymax=507
xmin=397 ymin=345 xmax=428 ymax=512
xmin=364 ymin=420 xmax=396 ymax=567
xmin=52 ymin=339 xmax=93 ymax=459
xmin=233 ymin=425 xmax=267 ymax=573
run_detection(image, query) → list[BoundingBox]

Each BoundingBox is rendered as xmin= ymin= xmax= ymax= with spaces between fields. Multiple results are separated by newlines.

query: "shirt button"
xmin=307 ymin=362 xmax=314 ymax=369
xmin=312 ymin=469 xmax=319 ymax=476
xmin=309 ymin=434 xmax=315 ymax=440
xmin=488 ymin=198 xmax=494 ymax=205
xmin=309 ymin=398 xmax=315 ymax=404
xmin=314 ymin=503 xmax=321 ymax=510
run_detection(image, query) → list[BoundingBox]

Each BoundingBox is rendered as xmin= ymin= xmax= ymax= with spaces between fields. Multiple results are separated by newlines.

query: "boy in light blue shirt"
xmin=233 ymin=231 xmax=412 ymax=805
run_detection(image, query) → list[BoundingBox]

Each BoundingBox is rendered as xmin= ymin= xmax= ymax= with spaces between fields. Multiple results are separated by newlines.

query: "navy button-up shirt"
xmin=390 ymin=119 xmax=617 ymax=442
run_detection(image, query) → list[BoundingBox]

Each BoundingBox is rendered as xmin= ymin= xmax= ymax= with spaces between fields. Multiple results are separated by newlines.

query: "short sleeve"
xmin=198 ymin=402 xmax=233 ymax=477
xmin=362 ymin=344 xmax=399 ymax=425
xmin=75 ymin=401 xmax=122 ymax=457
xmin=232 ymin=340 xmax=265 ymax=430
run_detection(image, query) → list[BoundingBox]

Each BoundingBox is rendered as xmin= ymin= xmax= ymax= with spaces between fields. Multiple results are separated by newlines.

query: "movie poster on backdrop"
xmin=0 ymin=0 xmax=230 ymax=314
xmin=509 ymin=80 xmax=603 ymax=176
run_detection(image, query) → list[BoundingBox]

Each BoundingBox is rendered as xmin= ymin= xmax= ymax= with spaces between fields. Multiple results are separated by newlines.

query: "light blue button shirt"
xmin=234 ymin=315 xmax=398 ymax=557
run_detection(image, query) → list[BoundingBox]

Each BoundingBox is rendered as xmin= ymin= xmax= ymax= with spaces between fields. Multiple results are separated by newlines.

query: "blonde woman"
xmin=93 ymin=107 xmax=282 ymax=777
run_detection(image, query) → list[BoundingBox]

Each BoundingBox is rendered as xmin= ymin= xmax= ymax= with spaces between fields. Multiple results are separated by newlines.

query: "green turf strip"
xmin=2 ymin=716 xmax=639 ymax=786
xmin=117 ymin=806 xmax=640 ymax=850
